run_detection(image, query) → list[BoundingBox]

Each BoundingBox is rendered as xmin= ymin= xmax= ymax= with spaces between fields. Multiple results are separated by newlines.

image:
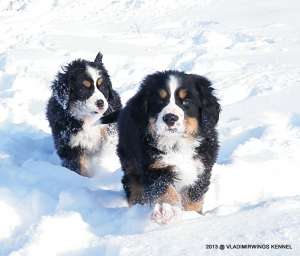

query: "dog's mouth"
xmin=165 ymin=127 xmax=179 ymax=134
xmin=167 ymin=127 xmax=177 ymax=132
xmin=91 ymin=110 xmax=101 ymax=115
xmin=92 ymin=106 xmax=107 ymax=115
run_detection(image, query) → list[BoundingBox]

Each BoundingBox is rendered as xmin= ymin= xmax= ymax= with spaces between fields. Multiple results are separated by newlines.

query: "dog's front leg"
xmin=151 ymin=185 xmax=182 ymax=225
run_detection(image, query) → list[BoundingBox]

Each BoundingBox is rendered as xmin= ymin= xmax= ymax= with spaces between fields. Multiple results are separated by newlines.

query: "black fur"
xmin=117 ymin=70 xmax=220 ymax=209
xmin=46 ymin=52 xmax=121 ymax=175
xmin=100 ymin=110 xmax=121 ymax=124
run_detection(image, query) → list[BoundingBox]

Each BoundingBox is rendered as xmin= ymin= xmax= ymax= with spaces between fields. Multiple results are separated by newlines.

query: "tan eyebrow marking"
xmin=83 ymin=80 xmax=91 ymax=88
xmin=159 ymin=89 xmax=168 ymax=99
xmin=178 ymin=89 xmax=188 ymax=99
xmin=97 ymin=78 xmax=103 ymax=87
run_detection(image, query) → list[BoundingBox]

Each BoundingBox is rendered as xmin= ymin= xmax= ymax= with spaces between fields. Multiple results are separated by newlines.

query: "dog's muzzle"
xmin=163 ymin=113 xmax=179 ymax=127
xmin=95 ymin=99 xmax=105 ymax=109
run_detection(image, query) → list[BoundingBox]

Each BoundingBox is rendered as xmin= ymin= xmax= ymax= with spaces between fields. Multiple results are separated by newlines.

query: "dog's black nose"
xmin=163 ymin=113 xmax=179 ymax=127
xmin=96 ymin=99 xmax=104 ymax=109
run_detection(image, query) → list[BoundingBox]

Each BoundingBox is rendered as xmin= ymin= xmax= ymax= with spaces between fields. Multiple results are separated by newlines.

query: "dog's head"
xmin=129 ymin=71 xmax=220 ymax=139
xmin=52 ymin=52 xmax=119 ymax=120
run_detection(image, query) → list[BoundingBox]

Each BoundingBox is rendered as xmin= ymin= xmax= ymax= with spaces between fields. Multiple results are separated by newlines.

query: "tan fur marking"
xmin=97 ymin=78 xmax=103 ymax=87
xmin=159 ymin=89 xmax=168 ymax=99
xmin=83 ymin=80 xmax=91 ymax=88
xmin=148 ymin=117 xmax=156 ymax=135
xmin=149 ymin=160 xmax=168 ymax=170
xmin=157 ymin=185 xmax=181 ymax=205
xmin=100 ymin=126 xmax=108 ymax=140
xmin=184 ymin=117 xmax=199 ymax=136
xmin=128 ymin=180 xmax=144 ymax=206
xmin=79 ymin=155 xmax=91 ymax=177
xmin=178 ymin=89 xmax=187 ymax=99
xmin=182 ymin=198 xmax=204 ymax=213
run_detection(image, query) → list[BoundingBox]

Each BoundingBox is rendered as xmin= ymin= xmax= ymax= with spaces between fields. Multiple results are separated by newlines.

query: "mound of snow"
xmin=10 ymin=212 xmax=97 ymax=256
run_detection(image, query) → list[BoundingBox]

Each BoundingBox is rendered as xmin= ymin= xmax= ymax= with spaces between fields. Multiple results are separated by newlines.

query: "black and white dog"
xmin=47 ymin=52 xmax=121 ymax=177
xmin=117 ymin=70 xmax=220 ymax=223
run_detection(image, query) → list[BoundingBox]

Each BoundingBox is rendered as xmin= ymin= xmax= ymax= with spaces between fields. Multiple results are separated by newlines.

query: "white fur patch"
xmin=69 ymin=120 xmax=105 ymax=152
xmin=69 ymin=122 xmax=119 ymax=175
xmin=87 ymin=66 xmax=100 ymax=84
xmin=155 ymin=75 xmax=185 ymax=136
xmin=169 ymin=75 xmax=178 ymax=104
xmin=89 ymin=133 xmax=120 ymax=174
xmin=156 ymin=134 xmax=204 ymax=191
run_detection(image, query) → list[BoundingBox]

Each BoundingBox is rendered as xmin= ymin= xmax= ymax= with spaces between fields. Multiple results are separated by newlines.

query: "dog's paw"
xmin=151 ymin=203 xmax=180 ymax=224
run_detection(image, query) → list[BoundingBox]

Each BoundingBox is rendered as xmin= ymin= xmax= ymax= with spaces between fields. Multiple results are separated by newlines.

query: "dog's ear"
xmin=118 ymin=88 xmax=148 ymax=152
xmin=104 ymin=81 xmax=122 ymax=114
xmin=117 ymin=90 xmax=147 ymax=173
xmin=129 ymin=74 xmax=160 ymax=121
xmin=193 ymin=75 xmax=220 ymax=129
xmin=94 ymin=52 xmax=121 ymax=111
xmin=108 ymin=88 xmax=122 ymax=111
xmin=127 ymin=88 xmax=149 ymax=126
xmin=52 ymin=70 xmax=71 ymax=110
xmin=94 ymin=52 xmax=103 ymax=64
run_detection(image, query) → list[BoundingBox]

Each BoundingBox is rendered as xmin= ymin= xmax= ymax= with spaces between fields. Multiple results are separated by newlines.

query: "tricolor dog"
xmin=117 ymin=70 xmax=220 ymax=223
xmin=47 ymin=52 xmax=121 ymax=176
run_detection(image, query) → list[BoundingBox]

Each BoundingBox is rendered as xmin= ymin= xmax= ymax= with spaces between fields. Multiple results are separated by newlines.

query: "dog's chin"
xmin=88 ymin=107 xmax=108 ymax=120
xmin=165 ymin=127 xmax=178 ymax=134
xmin=91 ymin=110 xmax=104 ymax=116
xmin=156 ymin=125 xmax=184 ymax=138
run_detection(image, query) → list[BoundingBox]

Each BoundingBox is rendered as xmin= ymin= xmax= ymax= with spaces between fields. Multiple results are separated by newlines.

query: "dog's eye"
xmin=158 ymin=89 xmax=168 ymax=99
xmin=96 ymin=78 xmax=103 ymax=87
xmin=82 ymin=80 xmax=91 ymax=88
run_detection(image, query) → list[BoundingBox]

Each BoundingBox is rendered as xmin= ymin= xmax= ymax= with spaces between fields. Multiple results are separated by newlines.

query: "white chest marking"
xmin=70 ymin=122 xmax=104 ymax=152
xmin=157 ymin=136 xmax=204 ymax=191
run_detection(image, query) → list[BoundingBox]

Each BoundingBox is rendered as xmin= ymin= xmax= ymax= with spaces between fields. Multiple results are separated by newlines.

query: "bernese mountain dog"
xmin=117 ymin=70 xmax=220 ymax=223
xmin=47 ymin=52 xmax=122 ymax=177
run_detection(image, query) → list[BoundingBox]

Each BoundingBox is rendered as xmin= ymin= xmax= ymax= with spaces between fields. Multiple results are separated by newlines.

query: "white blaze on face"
xmin=70 ymin=65 xmax=108 ymax=121
xmin=154 ymin=75 xmax=204 ymax=192
xmin=86 ymin=65 xmax=108 ymax=114
xmin=155 ymin=75 xmax=184 ymax=136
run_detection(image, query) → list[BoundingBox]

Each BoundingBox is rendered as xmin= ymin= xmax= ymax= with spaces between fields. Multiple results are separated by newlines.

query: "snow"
xmin=1 ymin=0 xmax=300 ymax=255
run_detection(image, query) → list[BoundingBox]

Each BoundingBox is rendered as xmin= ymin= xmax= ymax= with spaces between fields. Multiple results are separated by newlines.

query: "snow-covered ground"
xmin=1 ymin=0 xmax=300 ymax=255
